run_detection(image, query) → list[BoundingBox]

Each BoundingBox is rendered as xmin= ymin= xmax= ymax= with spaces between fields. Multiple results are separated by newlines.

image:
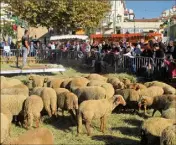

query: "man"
xmin=22 ymin=29 xmax=30 ymax=68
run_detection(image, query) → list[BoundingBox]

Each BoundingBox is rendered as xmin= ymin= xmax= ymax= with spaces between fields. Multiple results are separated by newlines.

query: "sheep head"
xmin=138 ymin=96 xmax=153 ymax=109
xmin=112 ymin=95 xmax=126 ymax=109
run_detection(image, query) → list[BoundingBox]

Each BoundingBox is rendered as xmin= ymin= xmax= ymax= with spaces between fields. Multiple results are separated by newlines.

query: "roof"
xmin=134 ymin=18 xmax=160 ymax=22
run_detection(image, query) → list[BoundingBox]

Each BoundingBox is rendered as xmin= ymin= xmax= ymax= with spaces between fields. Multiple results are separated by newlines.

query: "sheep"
xmin=1 ymin=84 xmax=29 ymax=97
xmin=1 ymin=78 xmax=22 ymax=89
xmin=160 ymin=125 xmax=176 ymax=145
xmin=31 ymin=87 xmax=44 ymax=96
xmin=2 ymin=127 xmax=54 ymax=145
xmin=107 ymin=77 xmax=125 ymax=89
xmin=1 ymin=95 xmax=27 ymax=116
xmin=139 ymin=86 xmax=164 ymax=98
xmin=86 ymin=74 xmax=107 ymax=82
xmin=60 ymin=78 xmax=73 ymax=88
xmin=1 ymin=113 xmax=11 ymax=144
xmin=28 ymin=75 xmax=47 ymax=88
xmin=144 ymin=81 xmax=176 ymax=95
xmin=23 ymin=95 xmax=43 ymax=129
xmin=57 ymin=91 xmax=78 ymax=121
xmin=77 ymin=95 xmax=126 ymax=136
xmin=32 ymin=87 xmax=57 ymax=117
xmin=0 ymin=107 xmax=13 ymax=123
xmin=47 ymin=77 xmax=64 ymax=88
xmin=115 ymin=89 xmax=140 ymax=112
xmin=126 ymin=83 xmax=147 ymax=90
xmin=161 ymin=108 xmax=176 ymax=120
xmin=101 ymin=83 xmax=115 ymax=99
xmin=55 ymin=88 xmax=70 ymax=96
xmin=74 ymin=86 xmax=107 ymax=104
xmin=140 ymin=117 xmax=176 ymax=145
xmin=138 ymin=95 xmax=176 ymax=116
xmin=87 ymin=80 xmax=106 ymax=87
xmin=68 ymin=77 xmax=90 ymax=92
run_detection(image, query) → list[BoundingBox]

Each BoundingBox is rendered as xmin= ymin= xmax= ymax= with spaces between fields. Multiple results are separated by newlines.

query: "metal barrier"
xmin=0 ymin=48 xmax=175 ymax=80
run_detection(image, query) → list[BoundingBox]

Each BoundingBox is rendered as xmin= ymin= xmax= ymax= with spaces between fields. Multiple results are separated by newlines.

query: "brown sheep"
xmin=77 ymin=95 xmax=126 ymax=136
xmin=160 ymin=125 xmax=176 ymax=145
xmin=2 ymin=128 xmax=54 ymax=145
xmin=1 ymin=84 xmax=29 ymax=97
xmin=57 ymin=92 xmax=78 ymax=121
xmin=1 ymin=113 xmax=11 ymax=144
xmin=161 ymin=108 xmax=176 ymax=120
xmin=60 ymin=78 xmax=73 ymax=88
xmin=126 ymin=83 xmax=147 ymax=90
xmin=115 ymin=89 xmax=140 ymax=112
xmin=86 ymin=74 xmax=107 ymax=82
xmin=68 ymin=77 xmax=90 ymax=92
xmin=28 ymin=75 xmax=47 ymax=88
xmin=107 ymin=77 xmax=125 ymax=89
xmin=144 ymin=81 xmax=176 ymax=94
xmin=140 ymin=117 xmax=176 ymax=145
xmin=139 ymin=86 xmax=164 ymax=98
xmin=23 ymin=95 xmax=43 ymax=129
xmin=74 ymin=86 xmax=107 ymax=104
xmin=138 ymin=95 xmax=176 ymax=116
xmin=32 ymin=87 xmax=57 ymax=117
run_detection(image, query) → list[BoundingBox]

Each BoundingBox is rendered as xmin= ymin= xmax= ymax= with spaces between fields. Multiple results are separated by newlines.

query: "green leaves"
xmin=4 ymin=0 xmax=110 ymax=33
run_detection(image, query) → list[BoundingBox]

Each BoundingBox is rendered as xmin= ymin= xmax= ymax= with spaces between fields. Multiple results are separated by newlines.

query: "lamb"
xmin=57 ymin=91 xmax=78 ymax=120
xmin=107 ymin=77 xmax=125 ymax=89
xmin=74 ymin=86 xmax=107 ymax=104
xmin=28 ymin=75 xmax=47 ymax=88
xmin=101 ymin=83 xmax=115 ymax=99
xmin=32 ymin=87 xmax=57 ymax=117
xmin=138 ymin=95 xmax=176 ymax=116
xmin=2 ymin=128 xmax=54 ymax=145
xmin=1 ymin=84 xmax=29 ymax=97
xmin=160 ymin=125 xmax=176 ymax=145
xmin=77 ymin=95 xmax=126 ymax=136
xmin=138 ymin=86 xmax=164 ymax=98
xmin=140 ymin=117 xmax=176 ymax=145
xmin=1 ymin=113 xmax=11 ymax=144
xmin=126 ymin=83 xmax=147 ymax=90
xmin=86 ymin=74 xmax=107 ymax=82
xmin=161 ymin=108 xmax=176 ymax=120
xmin=144 ymin=81 xmax=176 ymax=94
xmin=1 ymin=95 xmax=27 ymax=116
xmin=23 ymin=95 xmax=43 ymax=129
xmin=115 ymin=89 xmax=140 ymax=112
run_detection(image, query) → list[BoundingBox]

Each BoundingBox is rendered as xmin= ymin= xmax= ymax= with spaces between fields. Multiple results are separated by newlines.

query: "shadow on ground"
xmin=92 ymin=135 xmax=139 ymax=145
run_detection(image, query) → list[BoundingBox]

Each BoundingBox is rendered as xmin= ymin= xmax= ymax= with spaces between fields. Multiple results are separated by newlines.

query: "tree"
xmin=3 ymin=0 xmax=110 ymax=34
xmin=1 ymin=21 xmax=16 ymax=39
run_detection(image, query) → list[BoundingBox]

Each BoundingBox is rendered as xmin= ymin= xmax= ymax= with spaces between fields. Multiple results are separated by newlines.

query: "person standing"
xmin=22 ymin=29 xmax=30 ymax=68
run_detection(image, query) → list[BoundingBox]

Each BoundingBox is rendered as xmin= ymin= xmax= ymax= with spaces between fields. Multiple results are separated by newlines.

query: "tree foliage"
xmin=3 ymin=0 xmax=110 ymax=33
xmin=1 ymin=22 xmax=16 ymax=39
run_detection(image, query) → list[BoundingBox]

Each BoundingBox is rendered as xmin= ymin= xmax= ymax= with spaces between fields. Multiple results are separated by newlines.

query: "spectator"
xmin=153 ymin=43 xmax=165 ymax=59
xmin=166 ymin=40 xmax=174 ymax=59
xmin=51 ymin=41 xmax=55 ymax=50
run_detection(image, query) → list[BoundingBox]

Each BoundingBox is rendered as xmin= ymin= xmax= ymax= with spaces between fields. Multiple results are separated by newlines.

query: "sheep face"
xmin=138 ymin=96 xmax=148 ymax=109
xmin=113 ymin=95 xmax=126 ymax=109
xmin=29 ymin=76 xmax=47 ymax=88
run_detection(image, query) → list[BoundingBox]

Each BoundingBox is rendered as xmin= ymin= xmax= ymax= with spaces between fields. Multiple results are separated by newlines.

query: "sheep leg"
xmin=69 ymin=110 xmax=77 ymax=125
xmin=144 ymin=105 xmax=147 ymax=115
xmin=152 ymin=109 xmax=157 ymax=117
xmin=85 ymin=120 xmax=91 ymax=136
xmin=100 ymin=117 xmax=104 ymax=132
xmin=28 ymin=114 xmax=33 ymax=129
xmin=77 ymin=113 xmax=82 ymax=134
xmin=102 ymin=116 xmax=107 ymax=133
xmin=45 ymin=106 xmax=52 ymax=118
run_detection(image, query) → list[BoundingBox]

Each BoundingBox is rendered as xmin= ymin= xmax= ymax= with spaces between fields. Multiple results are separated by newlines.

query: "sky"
xmin=126 ymin=0 xmax=175 ymax=19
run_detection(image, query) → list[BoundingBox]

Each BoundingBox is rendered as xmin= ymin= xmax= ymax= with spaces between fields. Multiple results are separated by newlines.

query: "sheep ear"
xmin=44 ymin=77 xmax=48 ymax=82
xmin=29 ymin=76 xmax=33 ymax=80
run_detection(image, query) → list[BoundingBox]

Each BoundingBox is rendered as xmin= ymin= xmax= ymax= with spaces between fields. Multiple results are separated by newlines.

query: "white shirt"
xmin=51 ymin=44 xmax=55 ymax=50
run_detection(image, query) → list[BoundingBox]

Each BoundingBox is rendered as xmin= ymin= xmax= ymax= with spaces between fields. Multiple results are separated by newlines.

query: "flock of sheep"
xmin=1 ymin=73 xmax=176 ymax=145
